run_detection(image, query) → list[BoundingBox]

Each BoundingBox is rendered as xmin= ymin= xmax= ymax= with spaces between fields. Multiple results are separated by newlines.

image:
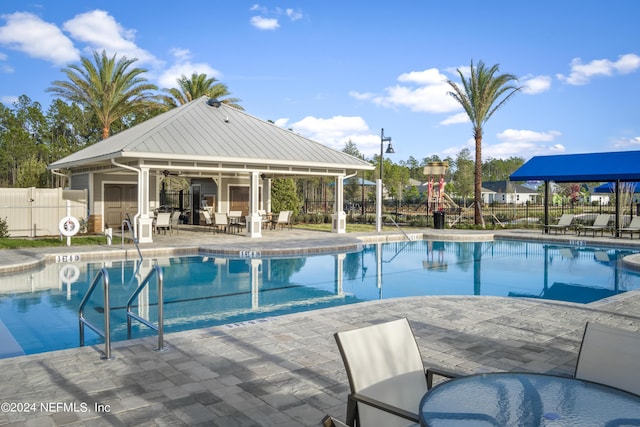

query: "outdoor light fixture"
xmin=377 ymin=128 xmax=395 ymax=232
xmin=380 ymin=128 xmax=394 ymax=181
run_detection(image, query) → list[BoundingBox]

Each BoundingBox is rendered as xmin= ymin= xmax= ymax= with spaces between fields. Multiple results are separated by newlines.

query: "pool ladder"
xmin=126 ymin=264 xmax=166 ymax=352
xmin=78 ymin=264 xmax=166 ymax=360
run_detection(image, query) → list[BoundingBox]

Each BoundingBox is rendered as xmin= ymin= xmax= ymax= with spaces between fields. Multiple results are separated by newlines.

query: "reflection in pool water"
xmin=0 ymin=239 xmax=639 ymax=357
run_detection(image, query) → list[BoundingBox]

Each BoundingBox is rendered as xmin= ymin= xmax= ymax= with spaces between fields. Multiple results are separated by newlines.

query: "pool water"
xmin=1 ymin=239 xmax=639 ymax=357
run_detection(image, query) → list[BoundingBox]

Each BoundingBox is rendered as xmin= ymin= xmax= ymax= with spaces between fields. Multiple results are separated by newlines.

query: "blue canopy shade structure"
xmin=594 ymin=182 xmax=640 ymax=193
xmin=509 ymin=150 xmax=640 ymax=235
xmin=510 ymin=151 xmax=640 ymax=183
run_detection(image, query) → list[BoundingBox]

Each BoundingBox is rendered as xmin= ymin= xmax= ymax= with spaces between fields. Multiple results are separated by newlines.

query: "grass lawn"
xmin=0 ymin=235 xmax=126 ymax=249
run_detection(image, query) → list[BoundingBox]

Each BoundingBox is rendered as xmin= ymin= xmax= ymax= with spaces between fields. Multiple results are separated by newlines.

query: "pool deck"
xmin=1 ymin=227 xmax=640 ymax=426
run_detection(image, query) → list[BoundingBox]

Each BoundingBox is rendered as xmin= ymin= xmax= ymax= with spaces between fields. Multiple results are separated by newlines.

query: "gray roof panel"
xmin=50 ymin=96 xmax=373 ymax=171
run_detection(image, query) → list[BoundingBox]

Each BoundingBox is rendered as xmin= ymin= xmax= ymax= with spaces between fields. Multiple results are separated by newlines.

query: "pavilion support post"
xmin=246 ymin=171 xmax=262 ymax=238
xmin=332 ymin=175 xmax=346 ymax=234
xmin=615 ymin=179 xmax=621 ymax=237
xmin=543 ymin=180 xmax=550 ymax=234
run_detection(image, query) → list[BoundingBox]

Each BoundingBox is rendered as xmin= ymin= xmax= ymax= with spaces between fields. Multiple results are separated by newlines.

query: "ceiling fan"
xmin=161 ymin=169 xmax=181 ymax=177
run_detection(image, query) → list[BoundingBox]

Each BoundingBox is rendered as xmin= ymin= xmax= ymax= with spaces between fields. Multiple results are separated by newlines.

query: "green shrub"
xmin=0 ymin=217 xmax=9 ymax=238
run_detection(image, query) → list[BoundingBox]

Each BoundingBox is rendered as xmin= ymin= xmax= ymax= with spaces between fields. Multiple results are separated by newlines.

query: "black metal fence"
xmin=302 ymin=198 xmax=636 ymax=228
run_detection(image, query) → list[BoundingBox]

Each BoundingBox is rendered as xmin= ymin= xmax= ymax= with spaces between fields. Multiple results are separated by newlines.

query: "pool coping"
xmin=4 ymin=228 xmax=640 ymax=273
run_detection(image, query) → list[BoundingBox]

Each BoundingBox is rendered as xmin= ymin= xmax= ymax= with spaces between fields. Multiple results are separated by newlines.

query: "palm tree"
xmin=47 ymin=50 xmax=160 ymax=140
xmin=164 ymin=72 xmax=243 ymax=110
xmin=447 ymin=60 xmax=521 ymax=226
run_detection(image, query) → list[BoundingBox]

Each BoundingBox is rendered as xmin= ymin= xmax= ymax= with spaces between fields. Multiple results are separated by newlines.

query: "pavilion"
xmin=48 ymin=96 xmax=374 ymax=242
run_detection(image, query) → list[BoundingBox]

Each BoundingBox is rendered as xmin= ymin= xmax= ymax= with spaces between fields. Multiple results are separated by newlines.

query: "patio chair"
xmin=618 ymin=216 xmax=640 ymax=239
xmin=154 ymin=212 xmax=172 ymax=235
xmin=574 ymin=322 xmax=640 ymax=395
xmin=271 ymin=210 xmax=292 ymax=230
xmin=543 ymin=214 xmax=574 ymax=234
xmin=334 ymin=318 xmax=458 ymax=427
xmin=576 ymin=214 xmax=611 ymax=237
xmin=228 ymin=210 xmax=245 ymax=233
xmin=213 ymin=212 xmax=229 ymax=233
xmin=200 ymin=210 xmax=215 ymax=232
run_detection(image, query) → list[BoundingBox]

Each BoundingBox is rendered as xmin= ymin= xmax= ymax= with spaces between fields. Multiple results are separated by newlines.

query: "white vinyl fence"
xmin=0 ymin=188 xmax=88 ymax=237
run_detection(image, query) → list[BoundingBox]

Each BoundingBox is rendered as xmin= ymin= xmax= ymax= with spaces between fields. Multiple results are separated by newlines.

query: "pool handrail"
xmin=78 ymin=267 xmax=112 ymax=360
xmin=126 ymin=264 xmax=166 ymax=352
xmin=387 ymin=217 xmax=413 ymax=241
xmin=122 ymin=214 xmax=143 ymax=261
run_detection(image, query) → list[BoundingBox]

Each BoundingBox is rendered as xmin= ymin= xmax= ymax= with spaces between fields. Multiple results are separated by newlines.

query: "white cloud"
xmin=440 ymin=112 xmax=469 ymax=125
xmin=286 ymin=115 xmax=380 ymax=154
xmin=286 ymin=9 xmax=303 ymax=21
xmin=355 ymin=67 xmax=462 ymax=115
xmin=397 ymin=68 xmax=447 ymax=85
xmin=612 ymin=136 xmax=640 ymax=149
xmin=557 ymin=53 xmax=640 ymax=85
xmin=250 ymin=16 xmax=279 ymax=30
xmin=0 ymin=12 xmax=79 ymax=65
xmin=156 ymin=49 xmax=222 ymax=88
xmin=521 ymin=75 xmax=552 ymax=94
xmin=484 ymin=141 xmax=565 ymax=159
xmin=63 ymin=10 xmax=159 ymax=66
xmin=497 ymin=129 xmax=561 ymax=143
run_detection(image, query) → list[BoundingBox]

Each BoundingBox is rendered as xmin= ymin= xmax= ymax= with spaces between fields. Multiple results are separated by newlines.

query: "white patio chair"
xmin=213 ymin=212 xmax=229 ymax=233
xmin=334 ymin=318 xmax=458 ymax=427
xmin=271 ymin=210 xmax=292 ymax=230
xmin=154 ymin=212 xmax=171 ymax=235
xmin=574 ymin=322 xmax=640 ymax=395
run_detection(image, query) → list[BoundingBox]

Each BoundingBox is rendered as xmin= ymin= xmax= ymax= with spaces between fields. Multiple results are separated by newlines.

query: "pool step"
xmin=0 ymin=319 xmax=25 ymax=359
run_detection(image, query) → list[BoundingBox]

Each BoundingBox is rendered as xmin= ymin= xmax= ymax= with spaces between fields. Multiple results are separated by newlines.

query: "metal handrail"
xmin=121 ymin=216 xmax=143 ymax=261
xmin=387 ymin=217 xmax=413 ymax=241
xmin=126 ymin=264 xmax=166 ymax=351
xmin=78 ymin=267 xmax=113 ymax=359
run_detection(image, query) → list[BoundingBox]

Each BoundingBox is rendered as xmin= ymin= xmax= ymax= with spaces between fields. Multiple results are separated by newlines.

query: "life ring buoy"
xmin=59 ymin=216 xmax=80 ymax=237
xmin=59 ymin=264 xmax=80 ymax=283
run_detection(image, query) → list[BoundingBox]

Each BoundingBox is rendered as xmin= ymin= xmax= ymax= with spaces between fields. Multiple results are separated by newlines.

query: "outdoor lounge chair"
xmin=271 ymin=210 xmax=292 ymax=230
xmin=333 ymin=318 xmax=458 ymax=427
xmin=213 ymin=212 xmax=229 ymax=233
xmin=618 ymin=216 xmax=640 ymax=239
xmin=576 ymin=214 xmax=611 ymax=237
xmin=200 ymin=210 xmax=215 ymax=232
xmin=228 ymin=210 xmax=245 ymax=233
xmin=543 ymin=214 xmax=574 ymax=234
xmin=154 ymin=212 xmax=172 ymax=235
xmin=574 ymin=322 xmax=640 ymax=395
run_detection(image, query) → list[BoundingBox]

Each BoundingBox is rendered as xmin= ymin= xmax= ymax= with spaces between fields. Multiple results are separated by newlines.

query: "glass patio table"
xmin=419 ymin=372 xmax=640 ymax=426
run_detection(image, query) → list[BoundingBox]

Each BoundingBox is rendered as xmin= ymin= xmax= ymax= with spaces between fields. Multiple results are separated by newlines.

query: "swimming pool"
xmin=1 ymin=239 xmax=639 ymax=357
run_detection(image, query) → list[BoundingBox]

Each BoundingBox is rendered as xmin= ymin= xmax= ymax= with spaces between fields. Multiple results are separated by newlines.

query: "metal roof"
xmin=48 ymin=96 xmax=373 ymax=174
xmin=510 ymin=151 xmax=640 ymax=183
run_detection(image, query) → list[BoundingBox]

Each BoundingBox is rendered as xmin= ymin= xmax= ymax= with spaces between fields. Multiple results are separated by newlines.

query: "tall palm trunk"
xmin=474 ymin=132 xmax=483 ymax=225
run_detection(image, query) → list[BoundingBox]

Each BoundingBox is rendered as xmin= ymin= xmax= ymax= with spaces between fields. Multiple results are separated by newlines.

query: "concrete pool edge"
xmin=4 ymin=228 xmax=640 ymax=273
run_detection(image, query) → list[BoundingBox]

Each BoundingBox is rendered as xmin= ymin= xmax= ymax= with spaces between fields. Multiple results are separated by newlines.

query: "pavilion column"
xmin=262 ymin=177 xmax=271 ymax=213
xmin=246 ymin=171 xmax=262 ymax=238
xmin=331 ymin=175 xmax=346 ymax=233
xmin=543 ymin=180 xmax=550 ymax=234
xmin=138 ymin=166 xmax=154 ymax=243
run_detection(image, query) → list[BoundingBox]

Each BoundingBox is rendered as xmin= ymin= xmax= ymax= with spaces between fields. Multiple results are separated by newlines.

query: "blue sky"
xmin=0 ymin=1 xmax=638 ymax=163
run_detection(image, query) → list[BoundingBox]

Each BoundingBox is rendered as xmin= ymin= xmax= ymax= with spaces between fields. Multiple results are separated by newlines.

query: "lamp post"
xmin=376 ymin=128 xmax=395 ymax=232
